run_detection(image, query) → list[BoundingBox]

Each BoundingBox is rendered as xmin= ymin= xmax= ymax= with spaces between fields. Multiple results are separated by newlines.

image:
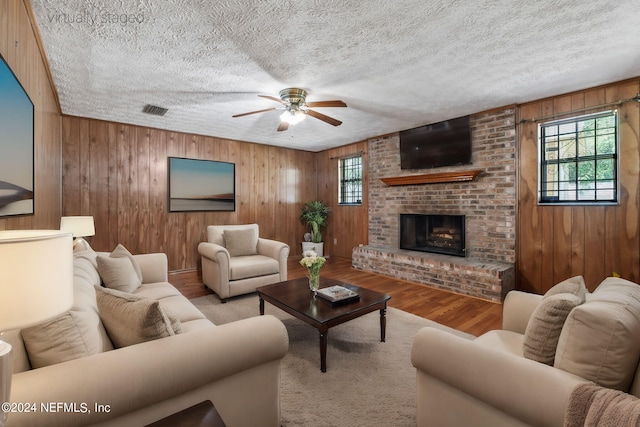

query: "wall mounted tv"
xmin=399 ymin=115 xmax=472 ymax=170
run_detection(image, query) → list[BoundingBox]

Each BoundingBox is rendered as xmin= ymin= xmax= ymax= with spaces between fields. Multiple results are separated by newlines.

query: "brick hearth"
xmin=353 ymin=246 xmax=514 ymax=302
xmin=353 ymin=108 xmax=517 ymax=302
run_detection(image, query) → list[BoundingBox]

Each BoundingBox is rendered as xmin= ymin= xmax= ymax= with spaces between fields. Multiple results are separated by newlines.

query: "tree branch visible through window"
xmin=538 ymin=110 xmax=618 ymax=205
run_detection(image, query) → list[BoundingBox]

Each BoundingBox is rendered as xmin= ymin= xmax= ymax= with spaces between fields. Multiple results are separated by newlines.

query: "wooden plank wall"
xmin=0 ymin=0 xmax=62 ymax=231
xmin=8 ymin=0 xmax=638 ymax=286
xmin=315 ymin=140 xmax=369 ymax=259
xmin=61 ymin=116 xmax=316 ymax=271
xmin=517 ymin=79 xmax=640 ymax=293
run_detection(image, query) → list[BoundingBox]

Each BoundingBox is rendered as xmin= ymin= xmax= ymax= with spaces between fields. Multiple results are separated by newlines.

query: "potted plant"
xmin=300 ymin=200 xmax=331 ymax=256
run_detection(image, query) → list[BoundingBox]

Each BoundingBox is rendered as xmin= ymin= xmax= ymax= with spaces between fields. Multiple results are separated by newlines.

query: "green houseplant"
xmin=300 ymin=200 xmax=330 ymax=257
xmin=300 ymin=200 xmax=331 ymax=243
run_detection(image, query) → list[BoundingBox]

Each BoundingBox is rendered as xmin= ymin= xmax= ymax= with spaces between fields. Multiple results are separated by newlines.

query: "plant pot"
xmin=301 ymin=242 xmax=324 ymax=257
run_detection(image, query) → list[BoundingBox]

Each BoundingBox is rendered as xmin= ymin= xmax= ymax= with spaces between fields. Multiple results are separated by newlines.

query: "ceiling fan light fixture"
xmin=234 ymin=87 xmax=345 ymax=130
xmin=279 ymin=88 xmax=307 ymax=104
xmin=280 ymin=110 xmax=306 ymax=125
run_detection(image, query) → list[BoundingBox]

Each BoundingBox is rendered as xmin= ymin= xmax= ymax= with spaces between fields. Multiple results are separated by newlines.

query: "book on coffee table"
xmin=317 ymin=285 xmax=360 ymax=304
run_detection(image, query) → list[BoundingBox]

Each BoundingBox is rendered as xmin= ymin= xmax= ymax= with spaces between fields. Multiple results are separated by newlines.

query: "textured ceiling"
xmin=31 ymin=0 xmax=640 ymax=152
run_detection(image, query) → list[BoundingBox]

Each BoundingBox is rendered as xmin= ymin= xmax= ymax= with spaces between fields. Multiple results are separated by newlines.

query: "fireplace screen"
xmin=400 ymin=214 xmax=466 ymax=257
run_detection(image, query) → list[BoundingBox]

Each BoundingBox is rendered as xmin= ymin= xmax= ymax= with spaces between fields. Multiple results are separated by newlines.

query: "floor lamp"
xmin=0 ymin=230 xmax=74 ymax=427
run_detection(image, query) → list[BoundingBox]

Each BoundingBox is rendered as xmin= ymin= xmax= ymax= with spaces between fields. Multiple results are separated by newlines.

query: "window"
xmin=538 ymin=110 xmax=618 ymax=204
xmin=338 ymin=155 xmax=362 ymax=205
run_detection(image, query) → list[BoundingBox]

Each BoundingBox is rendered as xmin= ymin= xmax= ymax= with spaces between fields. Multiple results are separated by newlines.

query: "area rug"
xmin=191 ymin=293 xmax=473 ymax=427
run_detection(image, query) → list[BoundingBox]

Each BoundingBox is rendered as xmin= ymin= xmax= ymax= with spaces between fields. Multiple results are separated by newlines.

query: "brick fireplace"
xmin=400 ymin=213 xmax=466 ymax=257
xmin=352 ymin=108 xmax=517 ymax=302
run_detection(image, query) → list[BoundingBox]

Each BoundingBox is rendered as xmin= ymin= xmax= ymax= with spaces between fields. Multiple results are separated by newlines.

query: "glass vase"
xmin=308 ymin=273 xmax=320 ymax=294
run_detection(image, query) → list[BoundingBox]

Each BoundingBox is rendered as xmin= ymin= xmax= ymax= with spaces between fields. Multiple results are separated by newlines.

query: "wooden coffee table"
xmin=257 ymin=277 xmax=391 ymax=372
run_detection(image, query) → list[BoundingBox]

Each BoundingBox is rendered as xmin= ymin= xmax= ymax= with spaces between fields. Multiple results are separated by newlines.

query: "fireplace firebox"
xmin=400 ymin=214 xmax=466 ymax=257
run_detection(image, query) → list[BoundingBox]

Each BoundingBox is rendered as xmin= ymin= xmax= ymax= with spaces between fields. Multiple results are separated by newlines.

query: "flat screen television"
xmin=399 ymin=115 xmax=472 ymax=170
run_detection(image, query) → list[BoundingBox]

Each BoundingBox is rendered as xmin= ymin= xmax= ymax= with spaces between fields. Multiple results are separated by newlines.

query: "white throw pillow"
xmin=223 ymin=228 xmax=258 ymax=257
xmin=110 ymin=243 xmax=143 ymax=283
xmin=97 ymin=255 xmax=141 ymax=293
xmin=555 ymin=277 xmax=640 ymax=391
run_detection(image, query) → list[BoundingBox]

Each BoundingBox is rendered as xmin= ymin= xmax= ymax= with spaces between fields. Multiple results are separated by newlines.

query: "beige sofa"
xmin=198 ymin=224 xmax=289 ymax=302
xmin=411 ymin=276 xmax=640 ymax=427
xmin=3 ymin=246 xmax=289 ymax=427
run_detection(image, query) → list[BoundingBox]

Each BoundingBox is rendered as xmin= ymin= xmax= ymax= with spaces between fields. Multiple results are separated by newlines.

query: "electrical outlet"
xmin=334 ymin=238 xmax=337 ymax=245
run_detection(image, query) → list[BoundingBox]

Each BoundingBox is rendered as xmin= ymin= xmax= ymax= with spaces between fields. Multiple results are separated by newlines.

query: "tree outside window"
xmin=539 ymin=111 xmax=617 ymax=204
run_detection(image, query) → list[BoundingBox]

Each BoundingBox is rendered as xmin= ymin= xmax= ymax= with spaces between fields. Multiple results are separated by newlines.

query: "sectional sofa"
xmin=3 ymin=244 xmax=289 ymax=426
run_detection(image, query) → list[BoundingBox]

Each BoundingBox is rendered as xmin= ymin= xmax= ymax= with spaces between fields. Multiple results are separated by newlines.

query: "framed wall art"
xmin=0 ymin=54 xmax=34 ymax=217
xmin=168 ymin=157 xmax=235 ymax=212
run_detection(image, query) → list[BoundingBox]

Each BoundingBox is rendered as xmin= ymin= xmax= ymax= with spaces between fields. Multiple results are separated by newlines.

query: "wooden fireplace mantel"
xmin=380 ymin=170 xmax=483 ymax=186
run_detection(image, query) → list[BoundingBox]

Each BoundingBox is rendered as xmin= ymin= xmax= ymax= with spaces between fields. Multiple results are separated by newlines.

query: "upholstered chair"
xmin=198 ymin=224 xmax=289 ymax=302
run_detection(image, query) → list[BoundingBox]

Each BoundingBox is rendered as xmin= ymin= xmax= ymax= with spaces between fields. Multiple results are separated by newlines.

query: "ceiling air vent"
xmin=142 ymin=104 xmax=168 ymax=116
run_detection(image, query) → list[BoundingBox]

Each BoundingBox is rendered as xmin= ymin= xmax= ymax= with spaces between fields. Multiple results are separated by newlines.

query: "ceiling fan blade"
xmin=305 ymin=100 xmax=347 ymax=108
xmin=258 ymin=95 xmax=286 ymax=104
xmin=277 ymin=122 xmax=289 ymax=132
xmin=232 ymin=107 xmax=277 ymax=118
xmin=306 ymin=109 xmax=343 ymax=126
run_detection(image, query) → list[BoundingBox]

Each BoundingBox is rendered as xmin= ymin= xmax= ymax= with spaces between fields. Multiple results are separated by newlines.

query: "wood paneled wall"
xmin=517 ymin=79 xmax=640 ymax=293
xmin=61 ymin=116 xmax=317 ymax=271
xmin=315 ymin=141 xmax=369 ymax=259
xmin=10 ymin=0 xmax=639 ymax=286
xmin=0 ymin=0 xmax=62 ymax=231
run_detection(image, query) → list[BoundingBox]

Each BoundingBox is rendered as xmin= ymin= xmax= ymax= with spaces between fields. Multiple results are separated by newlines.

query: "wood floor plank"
xmin=170 ymin=256 xmax=504 ymax=336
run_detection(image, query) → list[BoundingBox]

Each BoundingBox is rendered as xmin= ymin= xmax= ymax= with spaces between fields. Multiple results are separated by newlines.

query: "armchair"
xmin=411 ymin=276 xmax=640 ymax=427
xmin=198 ymin=224 xmax=289 ymax=302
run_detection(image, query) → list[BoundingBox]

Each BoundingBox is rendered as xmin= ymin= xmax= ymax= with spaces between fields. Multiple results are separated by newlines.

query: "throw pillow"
xmin=555 ymin=277 xmax=640 ymax=391
xmin=110 ymin=243 xmax=143 ymax=283
xmin=94 ymin=286 xmax=181 ymax=348
xmin=22 ymin=313 xmax=98 ymax=369
xmin=523 ymin=293 xmax=583 ymax=365
xmin=164 ymin=307 xmax=183 ymax=336
xmin=96 ymin=255 xmax=141 ymax=293
xmin=223 ymin=228 xmax=258 ymax=257
xmin=22 ymin=256 xmax=114 ymax=369
xmin=545 ymin=276 xmax=587 ymax=302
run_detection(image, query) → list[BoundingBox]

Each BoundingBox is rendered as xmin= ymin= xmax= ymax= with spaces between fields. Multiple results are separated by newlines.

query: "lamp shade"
xmin=0 ymin=230 xmax=74 ymax=331
xmin=60 ymin=216 xmax=95 ymax=238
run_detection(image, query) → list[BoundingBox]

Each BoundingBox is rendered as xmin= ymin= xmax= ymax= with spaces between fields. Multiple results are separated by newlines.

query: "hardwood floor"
xmin=170 ymin=256 xmax=503 ymax=336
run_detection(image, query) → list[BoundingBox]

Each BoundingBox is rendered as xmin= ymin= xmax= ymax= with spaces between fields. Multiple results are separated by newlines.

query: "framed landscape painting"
xmin=168 ymin=157 xmax=235 ymax=212
xmin=0 ymin=54 xmax=34 ymax=217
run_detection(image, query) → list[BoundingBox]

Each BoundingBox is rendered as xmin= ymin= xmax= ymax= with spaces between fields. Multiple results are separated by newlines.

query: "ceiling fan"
xmin=232 ymin=88 xmax=347 ymax=132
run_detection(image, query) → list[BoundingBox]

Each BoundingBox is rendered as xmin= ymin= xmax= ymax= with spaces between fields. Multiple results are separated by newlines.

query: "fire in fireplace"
xmin=400 ymin=214 xmax=466 ymax=257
